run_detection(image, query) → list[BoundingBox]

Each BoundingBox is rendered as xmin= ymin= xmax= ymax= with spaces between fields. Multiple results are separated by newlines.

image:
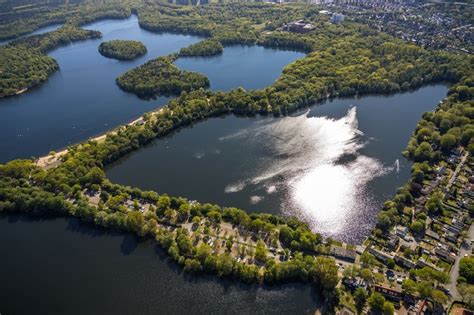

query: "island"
xmin=0 ymin=1 xmax=473 ymax=314
xmin=98 ymin=39 xmax=147 ymax=60
xmin=116 ymin=55 xmax=210 ymax=98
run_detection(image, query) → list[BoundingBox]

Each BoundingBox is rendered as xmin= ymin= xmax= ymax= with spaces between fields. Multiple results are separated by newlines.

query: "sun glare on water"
xmin=223 ymin=107 xmax=390 ymax=239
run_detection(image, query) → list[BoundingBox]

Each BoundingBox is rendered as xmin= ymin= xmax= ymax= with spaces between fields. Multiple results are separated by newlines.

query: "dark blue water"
xmin=0 ymin=15 xmax=200 ymax=162
xmin=0 ymin=215 xmax=320 ymax=314
xmin=0 ymin=23 xmax=63 ymax=46
xmin=0 ymin=15 xmax=305 ymax=163
xmin=175 ymin=46 xmax=305 ymax=91
xmin=0 ymin=16 xmax=319 ymax=315
xmin=107 ymin=85 xmax=449 ymax=243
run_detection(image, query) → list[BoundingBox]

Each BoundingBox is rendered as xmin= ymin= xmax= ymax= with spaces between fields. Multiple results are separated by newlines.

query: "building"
xmin=283 ymin=20 xmax=315 ymax=33
xmin=395 ymin=254 xmax=416 ymax=269
xmin=330 ymin=245 xmax=357 ymax=262
xmin=395 ymin=225 xmax=409 ymax=238
xmin=373 ymin=284 xmax=402 ymax=301
xmin=387 ymin=234 xmax=399 ymax=250
xmin=368 ymin=247 xmax=394 ymax=263
xmin=331 ymin=13 xmax=345 ymax=24
xmin=434 ymin=244 xmax=455 ymax=263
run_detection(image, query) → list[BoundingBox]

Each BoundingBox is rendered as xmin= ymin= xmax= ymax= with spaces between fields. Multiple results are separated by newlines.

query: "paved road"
xmin=446 ymin=152 xmax=469 ymax=191
xmin=448 ymin=223 xmax=473 ymax=301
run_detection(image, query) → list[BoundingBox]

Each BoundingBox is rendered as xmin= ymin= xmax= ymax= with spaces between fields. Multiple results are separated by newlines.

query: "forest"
xmin=0 ymin=1 xmax=473 ymax=309
xmin=10 ymin=25 xmax=101 ymax=53
xmin=0 ymin=46 xmax=58 ymax=98
xmin=0 ymin=25 xmax=101 ymax=98
xmin=0 ymin=1 xmax=131 ymax=40
xmin=178 ymin=39 xmax=223 ymax=57
xmin=116 ymin=56 xmax=210 ymax=98
xmin=99 ymin=40 xmax=147 ymax=60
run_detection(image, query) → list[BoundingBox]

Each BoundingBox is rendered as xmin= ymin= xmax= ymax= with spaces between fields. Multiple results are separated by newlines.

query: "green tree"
xmin=354 ymin=288 xmax=367 ymax=312
xmin=255 ymin=239 xmax=268 ymax=264
xmin=368 ymin=292 xmax=385 ymax=314
xmin=440 ymin=133 xmax=457 ymax=151
xmin=126 ymin=211 xmax=145 ymax=235
xmin=383 ymin=301 xmax=394 ymax=315
xmin=460 ymin=257 xmax=474 ymax=284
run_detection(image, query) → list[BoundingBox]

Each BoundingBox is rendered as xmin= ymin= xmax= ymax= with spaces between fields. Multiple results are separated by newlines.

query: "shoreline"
xmin=35 ymin=107 xmax=165 ymax=170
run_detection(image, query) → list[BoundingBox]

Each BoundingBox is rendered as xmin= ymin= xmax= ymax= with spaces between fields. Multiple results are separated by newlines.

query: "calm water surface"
xmin=0 ymin=15 xmax=304 ymax=163
xmin=0 ymin=23 xmax=63 ymax=46
xmin=107 ymin=85 xmax=449 ymax=243
xmin=0 ymin=215 xmax=320 ymax=314
xmin=0 ymin=15 xmax=199 ymax=162
xmin=175 ymin=46 xmax=305 ymax=91
xmin=0 ymin=16 xmax=315 ymax=314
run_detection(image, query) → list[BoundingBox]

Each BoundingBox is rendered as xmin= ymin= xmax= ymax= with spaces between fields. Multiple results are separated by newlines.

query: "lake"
xmin=0 ymin=15 xmax=322 ymax=314
xmin=0 ymin=15 xmax=304 ymax=163
xmin=175 ymin=45 xmax=305 ymax=91
xmin=0 ymin=215 xmax=320 ymax=314
xmin=106 ymin=84 xmax=449 ymax=243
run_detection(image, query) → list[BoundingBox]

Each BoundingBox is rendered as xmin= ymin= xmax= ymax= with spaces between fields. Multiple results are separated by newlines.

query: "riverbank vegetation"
xmin=99 ymin=40 xmax=147 ymax=60
xmin=10 ymin=25 xmax=101 ymax=53
xmin=116 ymin=56 xmax=210 ymax=98
xmin=0 ymin=25 xmax=101 ymax=98
xmin=0 ymin=46 xmax=58 ymax=98
xmin=0 ymin=1 xmax=130 ymax=40
xmin=374 ymin=79 xmax=473 ymax=237
xmin=0 ymin=1 xmax=473 ymax=309
xmin=178 ymin=39 xmax=223 ymax=57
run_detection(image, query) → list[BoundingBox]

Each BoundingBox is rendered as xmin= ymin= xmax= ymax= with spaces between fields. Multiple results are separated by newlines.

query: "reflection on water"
xmin=223 ymin=107 xmax=389 ymax=236
xmin=106 ymin=78 xmax=448 ymax=244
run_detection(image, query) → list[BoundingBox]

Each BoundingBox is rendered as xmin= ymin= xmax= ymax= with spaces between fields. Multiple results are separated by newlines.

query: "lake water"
xmin=0 ymin=215 xmax=320 ymax=314
xmin=0 ymin=15 xmax=304 ymax=163
xmin=107 ymin=85 xmax=449 ymax=243
xmin=0 ymin=16 xmax=320 ymax=314
xmin=175 ymin=46 xmax=305 ymax=91
xmin=0 ymin=23 xmax=63 ymax=46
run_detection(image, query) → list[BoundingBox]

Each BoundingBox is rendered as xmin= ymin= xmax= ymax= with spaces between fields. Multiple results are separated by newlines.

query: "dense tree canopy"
xmin=0 ymin=46 xmax=58 ymax=97
xmin=178 ymin=39 xmax=223 ymax=57
xmin=116 ymin=56 xmax=210 ymax=98
xmin=0 ymin=25 xmax=101 ymax=98
xmin=98 ymin=40 xmax=147 ymax=60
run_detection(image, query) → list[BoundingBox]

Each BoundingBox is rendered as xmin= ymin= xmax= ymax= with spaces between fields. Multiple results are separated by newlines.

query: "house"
xmin=343 ymin=277 xmax=368 ymax=291
xmin=435 ymin=166 xmax=446 ymax=176
xmin=330 ymin=245 xmax=356 ymax=262
xmin=395 ymin=254 xmax=416 ymax=269
xmin=368 ymin=247 xmax=394 ymax=263
xmin=373 ymin=284 xmax=402 ymax=301
xmin=417 ymin=258 xmax=444 ymax=272
xmin=445 ymin=230 xmax=458 ymax=243
xmin=387 ymin=234 xmax=399 ymax=250
xmin=336 ymin=307 xmax=355 ymax=315
xmin=283 ymin=20 xmax=315 ymax=33
xmin=415 ymin=299 xmax=429 ymax=315
xmin=435 ymin=244 xmax=455 ymax=263
xmin=396 ymin=226 xmax=409 ymax=238
xmin=425 ymin=229 xmax=441 ymax=241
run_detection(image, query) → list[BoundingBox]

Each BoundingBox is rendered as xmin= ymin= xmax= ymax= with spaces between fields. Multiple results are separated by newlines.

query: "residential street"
xmin=448 ymin=223 xmax=474 ymax=302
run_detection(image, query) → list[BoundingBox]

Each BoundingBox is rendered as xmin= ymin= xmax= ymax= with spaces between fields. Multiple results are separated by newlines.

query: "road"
xmin=448 ymin=222 xmax=473 ymax=302
xmin=446 ymin=152 xmax=469 ymax=192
